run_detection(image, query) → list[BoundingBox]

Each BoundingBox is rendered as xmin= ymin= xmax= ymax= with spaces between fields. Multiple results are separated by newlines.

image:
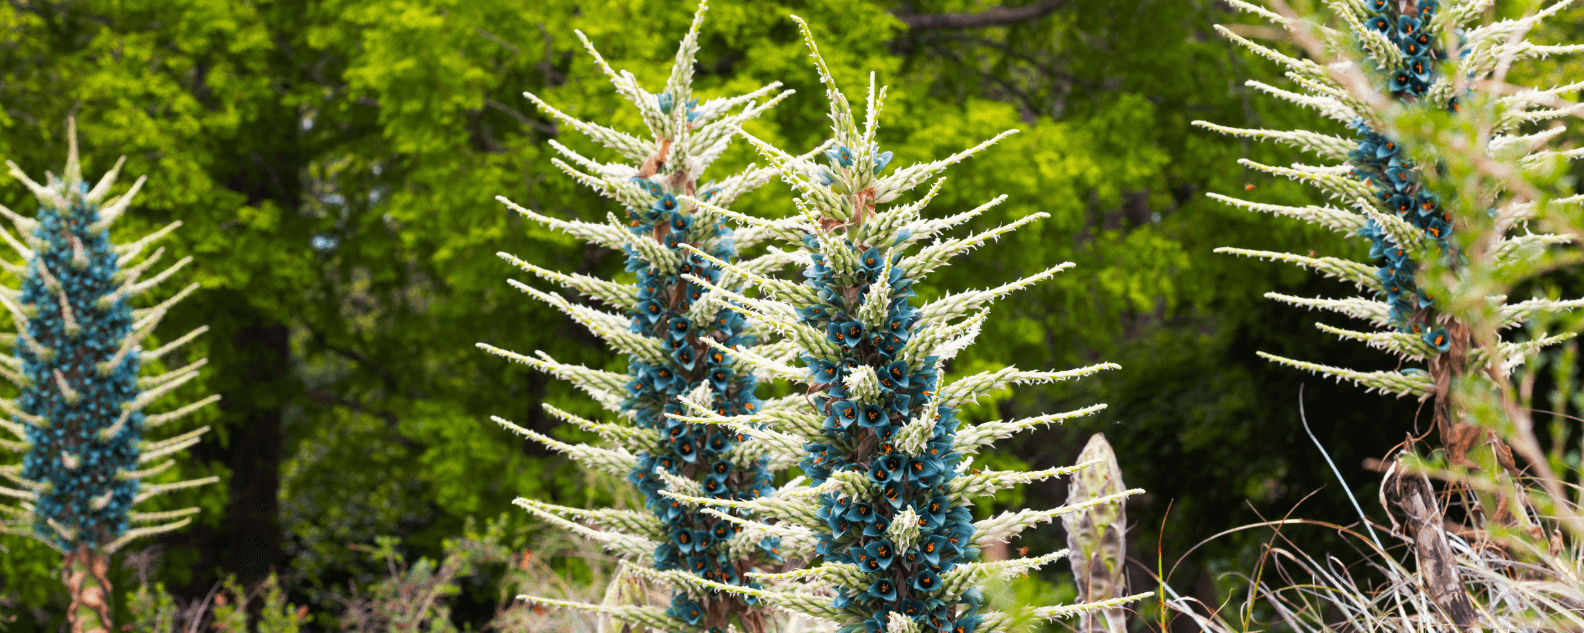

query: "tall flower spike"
xmin=659 ymin=18 xmax=1148 ymax=633
xmin=1201 ymin=7 xmax=1584 ymax=609
xmin=1202 ymin=0 xmax=1583 ymax=402
xmin=481 ymin=4 xmax=801 ymax=632
xmin=0 ymin=118 xmax=217 ymax=633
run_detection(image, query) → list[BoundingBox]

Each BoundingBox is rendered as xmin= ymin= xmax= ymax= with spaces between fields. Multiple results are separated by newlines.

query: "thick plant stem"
xmin=63 ymin=546 xmax=114 ymax=633
xmin=1429 ymin=321 xmax=1534 ymax=530
xmin=1385 ymin=461 xmax=1476 ymax=630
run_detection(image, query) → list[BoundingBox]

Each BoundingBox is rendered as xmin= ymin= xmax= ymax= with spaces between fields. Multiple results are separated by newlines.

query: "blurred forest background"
xmin=0 ymin=0 xmax=1581 ymax=629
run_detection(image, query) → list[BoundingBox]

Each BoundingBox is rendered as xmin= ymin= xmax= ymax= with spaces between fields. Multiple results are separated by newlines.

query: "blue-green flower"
xmin=827 ymin=145 xmax=856 ymax=168
xmin=857 ymin=404 xmax=889 ymax=430
xmin=827 ymin=315 xmax=866 ymax=348
xmin=847 ymin=501 xmax=877 ymax=524
xmin=872 ymin=150 xmax=894 ymax=174
xmin=1424 ymin=328 xmax=1450 ymax=352
xmin=867 ymin=578 xmax=898 ymax=602
xmin=862 ymin=513 xmax=891 ymax=538
xmin=833 ymin=400 xmax=860 ymax=428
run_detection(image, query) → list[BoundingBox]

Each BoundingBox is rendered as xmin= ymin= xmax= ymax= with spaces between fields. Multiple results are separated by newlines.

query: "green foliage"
xmin=128 ymin=575 xmax=306 ymax=633
xmin=0 ymin=0 xmax=1511 ymax=628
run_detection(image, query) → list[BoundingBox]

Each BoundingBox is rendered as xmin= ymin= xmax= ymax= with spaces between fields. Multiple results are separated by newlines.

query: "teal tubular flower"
xmin=809 ymin=358 xmax=842 ymax=385
xmin=706 ymin=431 xmax=731 ymax=453
xmin=868 ymin=458 xmax=894 ymax=484
xmin=847 ymin=501 xmax=877 ymax=524
xmin=673 ymin=528 xmax=696 ymax=554
xmin=919 ymin=496 xmax=948 ymax=529
xmin=882 ymin=481 xmax=905 ymax=509
xmin=885 ymin=360 xmax=910 ymax=388
xmin=857 ymin=403 xmax=888 ymax=430
xmin=865 ymin=540 xmax=896 ymax=570
xmin=867 ymin=578 xmax=898 ymax=602
xmin=907 ymin=455 xmax=943 ymax=480
xmin=657 ymin=192 xmax=680 ymax=212
xmin=1424 ymin=328 xmax=1451 ymax=352
xmin=827 ymin=315 xmax=866 ymax=349
xmin=1395 ymin=15 xmax=1420 ymax=40
xmin=920 ymin=534 xmax=949 ymax=564
xmin=833 ymin=400 xmax=860 ymax=428
xmin=827 ymin=145 xmax=856 ymax=168
xmin=863 ymin=513 xmax=892 ymax=538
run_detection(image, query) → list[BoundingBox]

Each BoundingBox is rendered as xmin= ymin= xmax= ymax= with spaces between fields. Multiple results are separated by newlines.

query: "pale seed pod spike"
xmin=1064 ymin=433 xmax=1130 ymax=633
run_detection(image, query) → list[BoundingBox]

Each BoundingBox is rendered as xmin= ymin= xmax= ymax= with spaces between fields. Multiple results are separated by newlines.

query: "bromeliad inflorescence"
xmin=1200 ymin=0 xmax=1584 ymax=402
xmin=1347 ymin=0 xmax=1461 ymax=349
xmin=478 ymin=3 xmax=804 ymax=632
xmin=0 ymin=119 xmax=218 ymax=632
xmin=633 ymin=18 xmax=1148 ymax=633
xmin=1196 ymin=0 xmax=1584 ymax=625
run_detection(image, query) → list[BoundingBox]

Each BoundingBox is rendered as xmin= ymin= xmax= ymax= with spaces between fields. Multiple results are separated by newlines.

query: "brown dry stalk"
xmin=1385 ymin=461 xmax=1478 ymax=630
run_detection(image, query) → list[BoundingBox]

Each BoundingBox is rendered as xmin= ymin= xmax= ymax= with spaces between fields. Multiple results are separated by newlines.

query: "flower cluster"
xmin=487 ymin=4 xmax=801 ymax=631
xmin=1203 ymin=0 xmax=1583 ymax=398
xmin=632 ymin=17 xmax=1145 ymax=633
xmin=1349 ymin=123 xmax=1450 ymax=349
xmin=1349 ymin=0 xmax=1457 ymax=349
xmin=792 ymin=215 xmax=987 ymax=632
xmin=0 ymin=121 xmax=215 ymax=553
xmin=622 ymin=167 xmax=783 ymax=586
xmin=1361 ymin=0 xmax=1448 ymax=99
xmin=18 ymin=173 xmax=145 ymax=549
xmin=0 ymin=121 xmax=217 ymax=631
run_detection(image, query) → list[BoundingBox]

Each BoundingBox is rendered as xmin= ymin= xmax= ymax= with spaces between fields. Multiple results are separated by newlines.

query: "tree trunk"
xmin=221 ymin=322 xmax=290 ymax=591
